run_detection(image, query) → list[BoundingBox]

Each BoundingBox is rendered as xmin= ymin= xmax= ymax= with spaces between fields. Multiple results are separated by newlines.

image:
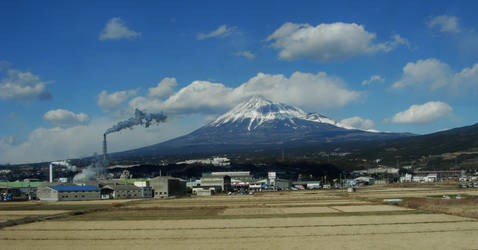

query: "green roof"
xmin=120 ymin=179 xmax=148 ymax=184
xmin=0 ymin=181 xmax=45 ymax=188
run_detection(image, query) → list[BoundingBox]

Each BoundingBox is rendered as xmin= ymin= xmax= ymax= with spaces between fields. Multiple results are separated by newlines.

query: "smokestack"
xmin=103 ymin=133 xmax=107 ymax=167
xmin=49 ymin=163 xmax=53 ymax=183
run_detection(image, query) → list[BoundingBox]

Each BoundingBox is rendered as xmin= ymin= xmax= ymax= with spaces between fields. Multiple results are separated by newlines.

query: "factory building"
xmin=292 ymin=180 xmax=322 ymax=189
xmin=195 ymin=188 xmax=213 ymax=196
xmin=0 ymin=181 xmax=44 ymax=200
xmin=211 ymin=171 xmax=251 ymax=179
xmin=89 ymin=179 xmax=153 ymax=199
xmin=133 ymin=181 xmax=153 ymax=198
xmin=37 ymin=185 xmax=100 ymax=201
xmin=100 ymin=184 xmax=142 ymax=199
xmin=274 ymin=179 xmax=292 ymax=190
xmin=200 ymin=175 xmax=231 ymax=192
xmin=149 ymin=176 xmax=187 ymax=198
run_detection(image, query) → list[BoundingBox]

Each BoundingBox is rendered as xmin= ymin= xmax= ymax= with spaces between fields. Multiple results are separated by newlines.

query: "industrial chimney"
xmin=103 ymin=133 xmax=107 ymax=167
xmin=49 ymin=163 xmax=53 ymax=183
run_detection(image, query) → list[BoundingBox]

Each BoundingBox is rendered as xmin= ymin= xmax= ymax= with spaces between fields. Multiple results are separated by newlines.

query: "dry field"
xmin=1 ymin=186 xmax=478 ymax=249
xmin=0 ymin=199 xmax=136 ymax=223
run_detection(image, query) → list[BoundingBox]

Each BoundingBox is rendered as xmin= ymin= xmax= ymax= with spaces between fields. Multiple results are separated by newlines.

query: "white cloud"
xmin=234 ymin=51 xmax=255 ymax=59
xmin=391 ymin=101 xmax=452 ymax=124
xmin=392 ymin=58 xmax=478 ymax=93
xmin=197 ymin=25 xmax=236 ymax=40
xmin=340 ymin=116 xmax=375 ymax=130
xmin=392 ymin=58 xmax=451 ymax=89
xmin=128 ymin=71 xmax=361 ymax=115
xmin=456 ymin=63 xmax=478 ymax=80
xmin=235 ymin=72 xmax=361 ymax=109
xmin=97 ymin=90 xmax=137 ymax=111
xmin=43 ymin=109 xmax=89 ymax=127
xmin=130 ymin=80 xmax=235 ymax=114
xmin=99 ymin=17 xmax=141 ymax=40
xmin=0 ymin=136 xmax=16 ymax=151
xmin=361 ymin=75 xmax=385 ymax=85
xmin=0 ymin=69 xmax=51 ymax=101
xmin=148 ymin=77 xmax=177 ymax=98
xmin=266 ymin=22 xmax=408 ymax=62
xmin=427 ymin=15 xmax=460 ymax=33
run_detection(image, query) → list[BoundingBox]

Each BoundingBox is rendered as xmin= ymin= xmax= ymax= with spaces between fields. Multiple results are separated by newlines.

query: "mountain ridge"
xmin=116 ymin=96 xmax=411 ymax=157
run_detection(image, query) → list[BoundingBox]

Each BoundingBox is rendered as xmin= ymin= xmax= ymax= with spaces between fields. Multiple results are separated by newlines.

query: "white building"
xmin=400 ymin=173 xmax=413 ymax=183
xmin=176 ymin=157 xmax=231 ymax=166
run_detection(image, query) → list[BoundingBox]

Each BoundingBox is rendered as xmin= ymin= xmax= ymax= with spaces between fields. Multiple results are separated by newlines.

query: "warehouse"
xmin=0 ymin=181 xmax=43 ymax=200
xmin=149 ymin=176 xmax=187 ymax=198
xmin=101 ymin=184 xmax=142 ymax=199
xmin=274 ymin=179 xmax=292 ymax=190
xmin=133 ymin=181 xmax=153 ymax=198
xmin=200 ymin=175 xmax=231 ymax=192
xmin=37 ymin=185 xmax=100 ymax=201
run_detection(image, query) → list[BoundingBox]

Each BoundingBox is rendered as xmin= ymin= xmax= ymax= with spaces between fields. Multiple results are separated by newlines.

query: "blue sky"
xmin=1 ymin=0 xmax=478 ymax=163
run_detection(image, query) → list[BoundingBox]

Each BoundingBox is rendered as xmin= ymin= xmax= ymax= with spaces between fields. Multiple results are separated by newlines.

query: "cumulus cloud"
xmin=234 ymin=51 xmax=255 ymax=59
xmin=392 ymin=58 xmax=451 ymax=89
xmin=99 ymin=17 xmax=141 ymax=40
xmin=340 ymin=116 xmax=375 ymax=130
xmin=97 ymin=90 xmax=137 ymax=111
xmin=0 ymin=136 xmax=16 ymax=156
xmin=0 ymin=69 xmax=52 ymax=101
xmin=235 ymin=72 xmax=361 ymax=109
xmin=130 ymin=80 xmax=235 ymax=114
xmin=427 ymin=15 xmax=460 ymax=33
xmin=128 ymin=71 xmax=361 ymax=115
xmin=361 ymin=75 xmax=385 ymax=85
xmin=391 ymin=101 xmax=452 ymax=124
xmin=426 ymin=16 xmax=478 ymax=55
xmin=0 ymin=135 xmax=16 ymax=146
xmin=392 ymin=58 xmax=478 ymax=93
xmin=148 ymin=77 xmax=177 ymax=98
xmin=266 ymin=22 xmax=408 ymax=62
xmin=197 ymin=25 xmax=236 ymax=40
xmin=43 ymin=109 xmax=89 ymax=127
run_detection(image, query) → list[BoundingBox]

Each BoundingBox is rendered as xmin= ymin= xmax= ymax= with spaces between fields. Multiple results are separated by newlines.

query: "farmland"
xmin=1 ymin=185 xmax=478 ymax=249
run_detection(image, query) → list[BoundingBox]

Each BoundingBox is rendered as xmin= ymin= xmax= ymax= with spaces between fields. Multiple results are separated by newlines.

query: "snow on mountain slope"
xmin=118 ymin=96 xmax=412 ymax=158
xmin=209 ymin=95 xmax=367 ymax=131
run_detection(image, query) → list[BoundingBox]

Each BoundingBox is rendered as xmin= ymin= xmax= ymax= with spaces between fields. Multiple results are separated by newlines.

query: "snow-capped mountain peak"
xmin=210 ymin=95 xmax=306 ymax=130
xmin=209 ymin=95 xmax=354 ymax=131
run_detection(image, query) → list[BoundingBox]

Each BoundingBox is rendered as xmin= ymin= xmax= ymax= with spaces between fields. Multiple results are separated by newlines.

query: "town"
xmin=2 ymin=159 xmax=478 ymax=202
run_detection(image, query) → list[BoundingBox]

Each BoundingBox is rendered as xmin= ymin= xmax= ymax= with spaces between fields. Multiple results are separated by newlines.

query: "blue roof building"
xmin=48 ymin=185 xmax=100 ymax=192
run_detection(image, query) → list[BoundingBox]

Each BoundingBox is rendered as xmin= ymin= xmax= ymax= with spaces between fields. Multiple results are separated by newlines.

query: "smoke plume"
xmin=105 ymin=109 xmax=167 ymax=135
xmin=74 ymin=109 xmax=167 ymax=182
xmin=73 ymin=155 xmax=105 ymax=182
xmin=51 ymin=160 xmax=77 ymax=172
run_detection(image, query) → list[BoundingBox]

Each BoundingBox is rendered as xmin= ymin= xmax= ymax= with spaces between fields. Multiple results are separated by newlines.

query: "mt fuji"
xmin=119 ymin=96 xmax=412 ymax=157
xmin=210 ymin=95 xmax=374 ymax=132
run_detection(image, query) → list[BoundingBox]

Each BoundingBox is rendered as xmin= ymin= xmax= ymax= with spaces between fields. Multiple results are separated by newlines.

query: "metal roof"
xmin=0 ymin=181 xmax=45 ymax=188
xmin=48 ymin=185 xmax=100 ymax=192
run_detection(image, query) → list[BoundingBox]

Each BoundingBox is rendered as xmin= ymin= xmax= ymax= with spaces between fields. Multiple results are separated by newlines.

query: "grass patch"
xmin=59 ymin=208 xmax=423 ymax=221
xmin=426 ymin=194 xmax=467 ymax=199
xmin=401 ymin=196 xmax=478 ymax=219
xmin=0 ymin=204 xmax=109 ymax=211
